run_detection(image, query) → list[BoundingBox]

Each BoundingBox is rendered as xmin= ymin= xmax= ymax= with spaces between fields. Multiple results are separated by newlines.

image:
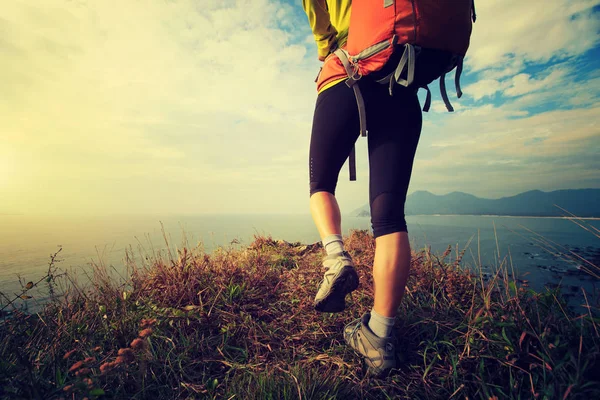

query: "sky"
xmin=1 ymin=0 xmax=599 ymax=216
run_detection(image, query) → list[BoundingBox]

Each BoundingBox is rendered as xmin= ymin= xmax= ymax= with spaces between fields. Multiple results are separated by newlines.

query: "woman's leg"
xmin=366 ymin=85 xmax=423 ymax=321
xmin=373 ymin=231 xmax=411 ymax=316
xmin=308 ymin=82 xmax=361 ymax=312
xmin=308 ymin=82 xmax=360 ymax=239
xmin=342 ymin=82 xmax=422 ymax=376
xmin=310 ymin=191 xmax=341 ymax=240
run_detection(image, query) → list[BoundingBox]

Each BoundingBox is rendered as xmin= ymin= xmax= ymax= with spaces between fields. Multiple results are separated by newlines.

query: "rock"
xmin=295 ymin=242 xmax=322 ymax=255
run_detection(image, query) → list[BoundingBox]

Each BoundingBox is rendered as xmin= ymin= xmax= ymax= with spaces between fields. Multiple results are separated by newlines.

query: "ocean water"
xmin=1 ymin=214 xmax=598 ymax=313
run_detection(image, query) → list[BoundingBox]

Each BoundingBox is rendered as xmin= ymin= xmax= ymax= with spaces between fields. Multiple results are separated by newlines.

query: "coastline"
xmin=353 ymin=213 xmax=600 ymax=220
xmin=411 ymin=214 xmax=600 ymax=220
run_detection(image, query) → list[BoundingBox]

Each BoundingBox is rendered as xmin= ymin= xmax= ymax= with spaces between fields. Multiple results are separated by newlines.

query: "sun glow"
xmin=0 ymin=148 xmax=16 ymax=188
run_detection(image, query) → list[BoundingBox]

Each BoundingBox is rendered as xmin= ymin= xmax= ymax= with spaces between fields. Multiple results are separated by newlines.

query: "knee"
xmin=370 ymin=192 xmax=408 ymax=238
xmin=309 ymin=182 xmax=336 ymax=197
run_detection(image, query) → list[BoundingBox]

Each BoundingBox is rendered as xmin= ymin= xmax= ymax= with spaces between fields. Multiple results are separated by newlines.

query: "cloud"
xmin=463 ymin=64 xmax=573 ymax=101
xmin=504 ymin=68 xmax=570 ymax=97
xmin=1 ymin=0 xmax=598 ymax=216
xmin=506 ymin=72 xmax=600 ymax=111
xmin=467 ymin=0 xmax=600 ymax=72
xmin=0 ymin=0 xmax=321 ymax=214
xmin=410 ymin=104 xmax=600 ymax=198
xmin=463 ymin=79 xmax=508 ymax=101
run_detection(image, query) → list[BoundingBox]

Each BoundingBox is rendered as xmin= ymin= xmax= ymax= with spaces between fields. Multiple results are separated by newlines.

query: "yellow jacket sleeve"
xmin=302 ymin=0 xmax=338 ymax=61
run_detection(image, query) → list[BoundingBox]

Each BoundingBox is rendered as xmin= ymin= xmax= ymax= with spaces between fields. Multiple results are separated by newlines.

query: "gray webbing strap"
xmin=439 ymin=73 xmax=454 ymax=112
xmin=334 ymin=48 xmax=365 ymax=181
xmin=334 ymin=49 xmax=367 ymax=137
xmin=381 ymin=43 xmax=415 ymax=96
xmin=393 ymin=43 xmax=415 ymax=88
xmin=334 ymin=49 xmax=367 ymax=136
xmin=376 ymin=71 xmax=393 ymax=85
xmin=455 ymin=57 xmax=464 ymax=98
xmin=352 ymin=87 xmax=367 ymax=138
xmin=372 ymin=43 xmax=415 ymax=96
xmin=422 ymin=85 xmax=432 ymax=112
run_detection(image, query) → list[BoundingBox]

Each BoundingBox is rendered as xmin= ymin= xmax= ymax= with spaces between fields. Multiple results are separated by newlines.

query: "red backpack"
xmin=328 ymin=0 xmax=476 ymax=181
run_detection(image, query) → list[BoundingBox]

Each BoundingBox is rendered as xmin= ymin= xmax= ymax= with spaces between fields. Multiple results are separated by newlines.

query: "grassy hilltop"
xmin=1 ymin=230 xmax=599 ymax=399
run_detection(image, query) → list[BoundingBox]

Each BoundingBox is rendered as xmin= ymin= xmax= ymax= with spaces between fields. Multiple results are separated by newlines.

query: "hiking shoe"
xmin=314 ymin=251 xmax=359 ymax=313
xmin=344 ymin=312 xmax=397 ymax=377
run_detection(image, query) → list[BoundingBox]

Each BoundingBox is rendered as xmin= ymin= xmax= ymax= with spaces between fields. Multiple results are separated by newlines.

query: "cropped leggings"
xmin=309 ymin=77 xmax=422 ymax=238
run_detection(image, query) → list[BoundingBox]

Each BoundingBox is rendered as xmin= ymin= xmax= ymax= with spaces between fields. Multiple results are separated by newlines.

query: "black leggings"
xmin=309 ymin=78 xmax=422 ymax=238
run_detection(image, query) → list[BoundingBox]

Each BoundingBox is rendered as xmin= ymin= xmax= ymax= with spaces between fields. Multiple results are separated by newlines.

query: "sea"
xmin=1 ymin=214 xmax=599 ymax=314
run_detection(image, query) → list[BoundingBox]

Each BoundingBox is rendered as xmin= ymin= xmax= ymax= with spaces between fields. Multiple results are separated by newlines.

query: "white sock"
xmin=322 ymin=234 xmax=344 ymax=256
xmin=368 ymin=309 xmax=395 ymax=338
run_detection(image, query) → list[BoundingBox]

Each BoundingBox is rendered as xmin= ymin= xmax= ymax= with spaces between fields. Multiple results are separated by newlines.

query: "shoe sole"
xmin=314 ymin=266 xmax=359 ymax=313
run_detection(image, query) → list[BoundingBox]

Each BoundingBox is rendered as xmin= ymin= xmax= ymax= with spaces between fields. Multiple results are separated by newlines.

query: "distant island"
xmin=351 ymin=189 xmax=600 ymax=218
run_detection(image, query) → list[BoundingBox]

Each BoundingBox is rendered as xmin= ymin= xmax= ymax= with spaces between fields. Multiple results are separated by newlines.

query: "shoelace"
xmin=318 ymin=257 xmax=349 ymax=291
xmin=348 ymin=320 xmax=362 ymax=344
xmin=320 ymin=261 xmax=340 ymax=285
xmin=318 ymin=271 xmax=333 ymax=287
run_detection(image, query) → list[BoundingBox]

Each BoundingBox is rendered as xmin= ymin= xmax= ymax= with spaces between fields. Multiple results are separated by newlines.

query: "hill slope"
xmin=352 ymin=188 xmax=600 ymax=217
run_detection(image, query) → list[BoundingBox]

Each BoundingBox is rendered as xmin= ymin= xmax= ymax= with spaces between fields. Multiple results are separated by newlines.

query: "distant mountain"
xmin=351 ymin=189 xmax=600 ymax=218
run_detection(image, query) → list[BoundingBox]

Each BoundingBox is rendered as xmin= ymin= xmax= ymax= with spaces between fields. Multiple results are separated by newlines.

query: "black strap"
xmin=439 ymin=73 xmax=454 ymax=112
xmin=314 ymin=66 xmax=322 ymax=83
xmin=422 ymin=85 xmax=432 ymax=112
xmin=348 ymin=145 xmax=356 ymax=181
xmin=455 ymin=57 xmax=464 ymax=98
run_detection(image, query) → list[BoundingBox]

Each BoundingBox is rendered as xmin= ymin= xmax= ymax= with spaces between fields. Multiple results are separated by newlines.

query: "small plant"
xmin=0 ymin=246 xmax=65 ymax=317
xmin=225 ymin=282 xmax=245 ymax=303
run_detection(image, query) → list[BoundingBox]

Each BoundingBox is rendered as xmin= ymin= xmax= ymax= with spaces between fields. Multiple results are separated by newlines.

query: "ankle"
xmin=323 ymin=234 xmax=345 ymax=256
xmin=368 ymin=309 xmax=395 ymax=338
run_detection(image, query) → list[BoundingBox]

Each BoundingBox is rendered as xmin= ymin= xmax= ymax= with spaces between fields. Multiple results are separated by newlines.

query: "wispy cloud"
xmin=467 ymin=0 xmax=600 ymax=73
xmin=1 ymin=0 xmax=319 ymax=214
xmin=412 ymin=105 xmax=600 ymax=197
xmin=1 ymin=0 xmax=599 ymax=215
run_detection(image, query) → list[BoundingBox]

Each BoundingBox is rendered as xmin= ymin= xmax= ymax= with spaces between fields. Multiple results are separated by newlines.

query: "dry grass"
xmin=1 ymin=229 xmax=599 ymax=399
